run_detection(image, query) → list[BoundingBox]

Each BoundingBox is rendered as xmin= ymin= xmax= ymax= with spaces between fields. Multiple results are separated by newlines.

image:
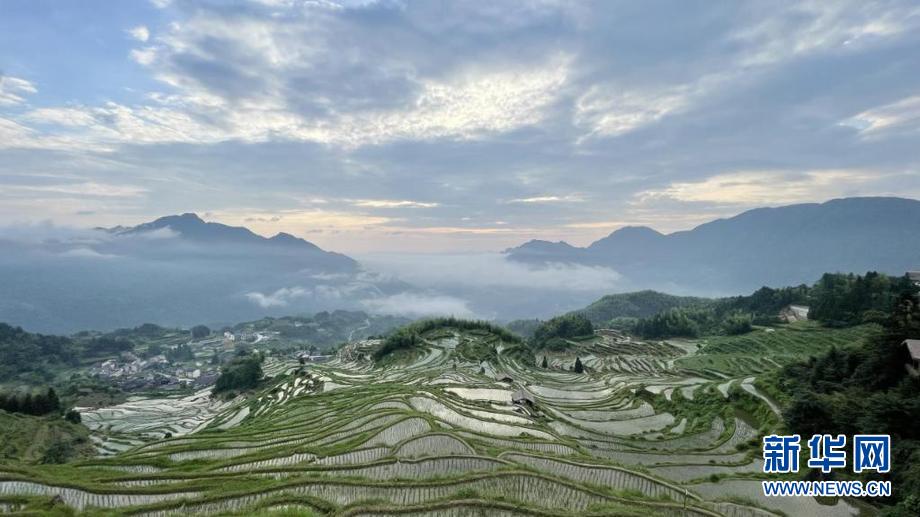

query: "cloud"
xmin=127 ymin=25 xmax=150 ymax=42
xmin=352 ymin=199 xmax=439 ymax=208
xmin=0 ymin=76 xmax=37 ymax=106
xmin=0 ymin=221 xmax=107 ymax=245
xmin=507 ymin=195 xmax=583 ymax=204
xmin=730 ymin=1 xmax=917 ymax=66
xmin=841 ymin=96 xmax=920 ymax=137
xmin=58 ymin=247 xmax=119 ymax=259
xmin=4 ymin=1 xmax=920 ymax=253
xmin=635 ymin=169 xmax=882 ymax=206
xmin=209 ymin=209 xmax=393 ymax=232
xmin=361 ymin=292 xmax=474 ymax=319
xmin=360 ymin=252 xmax=621 ymax=292
xmin=1 ymin=181 xmax=148 ymax=198
xmin=574 ymin=85 xmax=692 ymax=138
xmin=245 ymin=286 xmax=307 ymax=308
xmin=133 ymin=227 xmax=179 ymax=239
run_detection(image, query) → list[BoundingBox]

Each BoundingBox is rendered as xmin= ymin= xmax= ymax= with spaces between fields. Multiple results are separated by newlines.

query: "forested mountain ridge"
xmin=506 ymin=197 xmax=920 ymax=294
xmin=569 ymin=271 xmax=908 ymax=339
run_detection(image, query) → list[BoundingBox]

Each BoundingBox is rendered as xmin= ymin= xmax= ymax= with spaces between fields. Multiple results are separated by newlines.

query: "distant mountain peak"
xmin=113 ymin=214 xmax=349 ymax=264
xmin=502 ymin=239 xmax=577 ymax=254
xmin=608 ymin=225 xmax=663 ymax=237
xmin=506 ymin=196 xmax=920 ymax=294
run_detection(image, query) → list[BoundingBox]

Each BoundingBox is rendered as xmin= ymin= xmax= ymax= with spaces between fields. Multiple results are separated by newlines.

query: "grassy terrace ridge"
xmin=0 ymin=316 xmax=891 ymax=516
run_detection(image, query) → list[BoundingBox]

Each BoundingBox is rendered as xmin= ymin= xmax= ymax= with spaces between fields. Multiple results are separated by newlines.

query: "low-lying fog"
xmin=0 ymin=223 xmax=633 ymax=334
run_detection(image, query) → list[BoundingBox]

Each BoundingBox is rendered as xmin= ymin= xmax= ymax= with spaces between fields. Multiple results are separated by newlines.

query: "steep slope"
xmin=506 ymin=197 xmax=920 ymax=294
xmin=0 ymin=215 xmax=380 ymax=333
xmin=114 ymin=213 xmax=357 ymax=271
xmin=0 ymin=318 xmax=869 ymax=516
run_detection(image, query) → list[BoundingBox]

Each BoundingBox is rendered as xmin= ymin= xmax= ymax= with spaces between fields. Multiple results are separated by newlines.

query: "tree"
xmin=722 ymin=311 xmax=753 ymax=335
xmin=64 ymin=409 xmax=81 ymax=424
xmin=541 ymin=356 xmax=548 ymax=368
xmin=41 ymin=439 xmax=73 ymax=464
xmin=214 ymin=354 xmax=263 ymax=393
xmin=166 ymin=343 xmax=195 ymax=363
xmin=145 ymin=343 xmax=163 ymax=358
xmin=190 ymin=325 xmax=211 ymax=339
xmin=573 ymin=356 xmax=584 ymax=374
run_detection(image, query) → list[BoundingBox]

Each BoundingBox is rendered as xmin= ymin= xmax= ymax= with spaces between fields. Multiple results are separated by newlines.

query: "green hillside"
xmin=573 ymin=290 xmax=707 ymax=326
xmin=0 ymin=411 xmax=94 ymax=465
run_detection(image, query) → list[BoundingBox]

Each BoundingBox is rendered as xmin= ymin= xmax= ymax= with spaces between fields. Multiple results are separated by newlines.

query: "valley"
xmin=0 ymin=318 xmax=881 ymax=516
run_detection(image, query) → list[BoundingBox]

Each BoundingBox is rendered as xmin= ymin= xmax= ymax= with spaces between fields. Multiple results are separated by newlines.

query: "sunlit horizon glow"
xmin=2 ymin=1 xmax=919 ymax=253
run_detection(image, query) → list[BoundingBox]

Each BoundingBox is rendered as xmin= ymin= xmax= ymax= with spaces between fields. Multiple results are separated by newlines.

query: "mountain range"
xmin=2 ymin=196 xmax=920 ymax=333
xmin=103 ymin=213 xmax=359 ymax=273
xmin=505 ymin=197 xmax=920 ymax=294
xmin=0 ymin=213 xmax=384 ymax=333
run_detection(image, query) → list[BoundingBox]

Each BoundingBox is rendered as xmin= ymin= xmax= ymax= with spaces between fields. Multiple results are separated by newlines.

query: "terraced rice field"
xmin=0 ymin=322 xmax=876 ymax=516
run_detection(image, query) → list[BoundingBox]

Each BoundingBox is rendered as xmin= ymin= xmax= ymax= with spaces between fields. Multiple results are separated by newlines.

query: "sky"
xmin=1 ymin=0 xmax=919 ymax=253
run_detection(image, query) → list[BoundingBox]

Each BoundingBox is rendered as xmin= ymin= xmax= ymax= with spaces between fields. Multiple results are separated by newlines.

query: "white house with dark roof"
xmin=904 ymin=339 xmax=920 ymax=373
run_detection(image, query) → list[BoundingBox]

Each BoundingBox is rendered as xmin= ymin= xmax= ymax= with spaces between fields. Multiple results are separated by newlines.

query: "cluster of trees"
xmin=166 ymin=343 xmax=195 ymax=362
xmin=190 ymin=325 xmax=210 ymax=339
xmin=531 ymin=314 xmax=594 ymax=349
xmin=717 ymin=285 xmax=809 ymax=324
xmin=0 ymin=387 xmax=60 ymax=416
xmin=0 ymin=323 xmax=80 ymax=383
xmin=778 ymin=280 xmax=920 ymax=514
xmin=809 ymin=272 xmax=908 ymax=326
xmin=632 ymin=307 xmax=715 ymax=338
xmin=374 ymin=317 xmax=521 ymax=361
xmin=127 ymin=323 xmax=167 ymax=337
xmin=373 ymin=327 xmax=422 ymax=361
xmin=81 ymin=336 xmax=134 ymax=357
xmin=505 ymin=319 xmax=542 ymax=339
xmin=626 ymin=273 xmax=909 ymax=339
xmin=213 ymin=352 xmax=264 ymax=393
xmin=576 ymin=290 xmax=708 ymax=326
xmin=144 ymin=343 xmax=164 ymax=358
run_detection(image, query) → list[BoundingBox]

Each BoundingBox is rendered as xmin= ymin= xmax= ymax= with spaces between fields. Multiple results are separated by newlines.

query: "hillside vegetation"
xmin=0 ymin=411 xmax=94 ymax=464
xmin=574 ymin=290 xmax=707 ymax=326
xmin=530 ymin=314 xmax=594 ymax=350
xmin=0 ymin=272 xmax=913 ymax=516
xmin=577 ymin=272 xmax=906 ymax=340
xmin=373 ymin=317 xmax=520 ymax=362
xmin=773 ymin=283 xmax=920 ymax=515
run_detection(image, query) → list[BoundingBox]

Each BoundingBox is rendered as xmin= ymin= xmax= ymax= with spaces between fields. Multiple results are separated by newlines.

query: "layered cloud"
xmin=636 ymin=169 xmax=882 ymax=206
xmin=0 ymin=76 xmax=36 ymax=106
xmin=1 ymin=1 xmax=920 ymax=251
xmin=360 ymin=252 xmax=621 ymax=292
xmin=245 ymin=287 xmax=307 ymax=308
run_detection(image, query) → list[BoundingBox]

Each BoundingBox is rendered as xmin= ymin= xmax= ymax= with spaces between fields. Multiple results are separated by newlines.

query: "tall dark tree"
xmin=64 ymin=409 xmax=81 ymax=424
xmin=190 ymin=325 xmax=211 ymax=339
xmin=46 ymin=387 xmax=60 ymax=413
xmin=573 ymin=356 xmax=584 ymax=374
xmin=541 ymin=355 xmax=548 ymax=368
